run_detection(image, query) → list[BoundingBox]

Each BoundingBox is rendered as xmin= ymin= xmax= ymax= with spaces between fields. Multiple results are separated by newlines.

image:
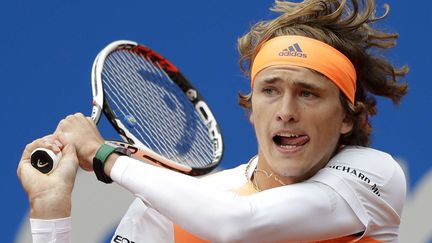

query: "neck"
xmin=252 ymin=160 xmax=295 ymax=191
xmin=253 ymin=147 xmax=340 ymax=191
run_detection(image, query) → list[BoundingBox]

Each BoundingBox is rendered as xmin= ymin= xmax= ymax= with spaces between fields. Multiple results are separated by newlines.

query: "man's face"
xmin=250 ymin=65 xmax=353 ymax=182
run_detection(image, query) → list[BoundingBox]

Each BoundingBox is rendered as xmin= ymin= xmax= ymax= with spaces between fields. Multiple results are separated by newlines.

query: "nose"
xmin=276 ymin=94 xmax=299 ymax=123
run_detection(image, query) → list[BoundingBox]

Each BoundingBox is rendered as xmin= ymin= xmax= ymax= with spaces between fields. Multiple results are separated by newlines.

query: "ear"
xmin=340 ymin=115 xmax=353 ymax=135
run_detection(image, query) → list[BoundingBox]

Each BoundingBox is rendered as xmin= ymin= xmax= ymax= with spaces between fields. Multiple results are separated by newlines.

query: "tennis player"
xmin=18 ymin=0 xmax=408 ymax=242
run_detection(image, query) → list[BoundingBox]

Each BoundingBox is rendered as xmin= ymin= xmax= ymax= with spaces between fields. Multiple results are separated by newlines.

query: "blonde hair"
xmin=237 ymin=0 xmax=408 ymax=146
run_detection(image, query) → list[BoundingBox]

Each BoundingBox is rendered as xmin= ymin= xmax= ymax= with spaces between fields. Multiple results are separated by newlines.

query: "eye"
xmin=262 ymin=87 xmax=279 ymax=96
xmin=299 ymin=90 xmax=316 ymax=98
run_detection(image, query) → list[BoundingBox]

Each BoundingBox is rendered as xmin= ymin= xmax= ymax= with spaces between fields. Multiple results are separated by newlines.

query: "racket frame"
xmin=91 ymin=40 xmax=223 ymax=176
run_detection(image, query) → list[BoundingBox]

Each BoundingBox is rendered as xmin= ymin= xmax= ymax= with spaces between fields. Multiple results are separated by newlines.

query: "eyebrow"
xmin=260 ymin=76 xmax=324 ymax=91
xmin=261 ymin=77 xmax=281 ymax=85
xmin=294 ymin=81 xmax=323 ymax=91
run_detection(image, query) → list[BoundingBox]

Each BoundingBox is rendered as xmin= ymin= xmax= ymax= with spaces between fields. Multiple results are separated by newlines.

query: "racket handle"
xmin=30 ymin=148 xmax=62 ymax=174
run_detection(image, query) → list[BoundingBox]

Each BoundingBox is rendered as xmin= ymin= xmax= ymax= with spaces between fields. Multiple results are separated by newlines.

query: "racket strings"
xmin=103 ymin=56 xmax=185 ymax=155
xmin=109 ymin=53 xmax=198 ymax=153
xmin=101 ymin=49 xmax=214 ymax=167
xmin=104 ymin=55 xmax=180 ymax=149
xmin=104 ymin=56 xmax=171 ymax=150
xmin=105 ymin=57 xmax=208 ymax=165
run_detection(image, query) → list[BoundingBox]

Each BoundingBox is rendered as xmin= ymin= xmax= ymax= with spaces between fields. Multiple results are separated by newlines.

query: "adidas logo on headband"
xmin=279 ymin=43 xmax=307 ymax=58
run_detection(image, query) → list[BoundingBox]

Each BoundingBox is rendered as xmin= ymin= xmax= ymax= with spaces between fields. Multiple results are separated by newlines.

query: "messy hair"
xmin=237 ymin=0 xmax=408 ymax=146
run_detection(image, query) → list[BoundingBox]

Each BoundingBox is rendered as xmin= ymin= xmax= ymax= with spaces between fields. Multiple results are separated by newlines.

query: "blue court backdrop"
xmin=1 ymin=0 xmax=431 ymax=242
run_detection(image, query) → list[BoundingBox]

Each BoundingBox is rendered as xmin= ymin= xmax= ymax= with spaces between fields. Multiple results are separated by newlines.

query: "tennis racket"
xmin=30 ymin=40 xmax=223 ymax=176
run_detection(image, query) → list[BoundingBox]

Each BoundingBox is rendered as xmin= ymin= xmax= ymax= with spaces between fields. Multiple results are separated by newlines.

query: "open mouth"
xmin=273 ymin=133 xmax=309 ymax=149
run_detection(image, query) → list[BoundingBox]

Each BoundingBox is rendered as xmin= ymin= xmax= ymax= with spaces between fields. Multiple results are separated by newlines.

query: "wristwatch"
xmin=93 ymin=143 xmax=131 ymax=183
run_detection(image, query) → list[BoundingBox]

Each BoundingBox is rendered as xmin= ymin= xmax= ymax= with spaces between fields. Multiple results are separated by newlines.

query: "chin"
xmin=272 ymin=163 xmax=305 ymax=177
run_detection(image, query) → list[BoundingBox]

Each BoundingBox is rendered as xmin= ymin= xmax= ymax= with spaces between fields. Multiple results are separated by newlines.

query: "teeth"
xmin=279 ymin=144 xmax=298 ymax=148
xmin=276 ymin=133 xmax=300 ymax=138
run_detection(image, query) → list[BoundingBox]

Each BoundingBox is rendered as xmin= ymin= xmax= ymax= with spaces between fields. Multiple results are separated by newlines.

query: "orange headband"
xmin=251 ymin=35 xmax=356 ymax=104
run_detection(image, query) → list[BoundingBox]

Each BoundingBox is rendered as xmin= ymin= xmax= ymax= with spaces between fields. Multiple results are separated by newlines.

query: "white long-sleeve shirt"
xmin=30 ymin=146 xmax=406 ymax=242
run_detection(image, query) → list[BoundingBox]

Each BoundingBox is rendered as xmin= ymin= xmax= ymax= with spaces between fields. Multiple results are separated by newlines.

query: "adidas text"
xmin=278 ymin=51 xmax=307 ymax=58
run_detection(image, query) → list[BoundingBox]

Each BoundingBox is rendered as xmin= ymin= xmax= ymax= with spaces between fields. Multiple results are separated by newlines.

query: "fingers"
xmin=55 ymin=144 xmax=79 ymax=178
xmin=20 ymin=112 xmax=88 ymax=166
xmin=17 ymin=135 xmax=64 ymax=179
xmin=55 ymin=113 xmax=93 ymax=132
xmin=20 ymin=135 xmax=63 ymax=162
xmin=17 ymin=113 xmax=89 ymax=196
xmin=29 ymin=113 xmax=101 ymax=174
xmin=55 ymin=113 xmax=98 ymax=145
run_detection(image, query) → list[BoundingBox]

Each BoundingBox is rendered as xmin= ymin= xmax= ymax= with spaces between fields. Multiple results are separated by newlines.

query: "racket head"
xmin=92 ymin=40 xmax=223 ymax=176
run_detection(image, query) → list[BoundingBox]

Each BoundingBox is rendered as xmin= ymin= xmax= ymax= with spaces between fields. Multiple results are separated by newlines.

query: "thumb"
xmin=56 ymin=144 xmax=79 ymax=177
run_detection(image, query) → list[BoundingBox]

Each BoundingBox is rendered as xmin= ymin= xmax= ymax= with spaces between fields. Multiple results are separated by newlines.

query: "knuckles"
xmin=74 ymin=112 xmax=85 ymax=118
xmin=59 ymin=113 xmax=86 ymax=127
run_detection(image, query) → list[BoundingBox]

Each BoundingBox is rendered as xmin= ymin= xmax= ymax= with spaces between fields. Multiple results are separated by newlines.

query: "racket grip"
xmin=30 ymin=148 xmax=62 ymax=174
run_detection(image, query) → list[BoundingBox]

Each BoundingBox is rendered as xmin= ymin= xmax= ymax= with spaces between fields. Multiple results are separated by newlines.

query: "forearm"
xmin=30 ymin=193 xmax=71 ymax=219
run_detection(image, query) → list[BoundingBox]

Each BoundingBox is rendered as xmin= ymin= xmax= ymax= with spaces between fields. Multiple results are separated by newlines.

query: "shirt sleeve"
xmin=309 ymin=146 xmax=406 ymax=242
xmin=111 ymin=156 xmax=365 ymax=243
xmin=30 ymin=217 xmax=72 ymax=243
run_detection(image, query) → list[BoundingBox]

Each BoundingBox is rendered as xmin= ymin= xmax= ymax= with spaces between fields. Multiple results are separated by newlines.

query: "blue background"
xmin=1 ymin=0 xmax=430 ymax=242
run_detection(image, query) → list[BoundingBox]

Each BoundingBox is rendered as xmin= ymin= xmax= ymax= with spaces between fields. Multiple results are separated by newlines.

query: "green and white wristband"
xmin=93 ymin=143 xmax=130 ymax=183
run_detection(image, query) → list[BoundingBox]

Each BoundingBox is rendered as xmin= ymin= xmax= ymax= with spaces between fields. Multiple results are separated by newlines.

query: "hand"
xmin=55 ymin=113 xmax=105 ymax=171
xmin=17 ymin=135 xmax=79 ymax=219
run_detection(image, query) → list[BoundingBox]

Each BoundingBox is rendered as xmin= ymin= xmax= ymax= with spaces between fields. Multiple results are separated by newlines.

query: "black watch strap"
xmin=93 ymin=143 xmax=130 ymax=184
